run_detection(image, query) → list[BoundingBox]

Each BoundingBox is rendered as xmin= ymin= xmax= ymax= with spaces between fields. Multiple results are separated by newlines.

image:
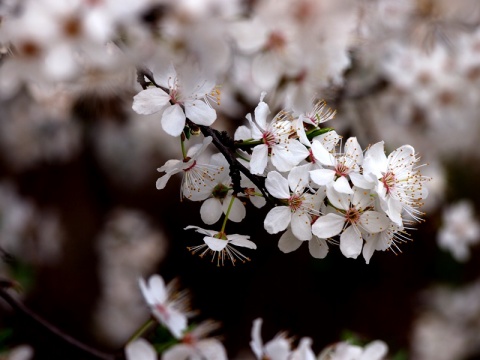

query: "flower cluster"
xmin=125 ymin=274 xmax=389 ymax=360
xmin=132 ymin=69 xmax=430 ymax=265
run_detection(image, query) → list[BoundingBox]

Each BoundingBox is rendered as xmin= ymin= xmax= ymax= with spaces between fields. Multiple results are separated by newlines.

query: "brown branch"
xmin=0 ymin=284 xmax=121 ymax=360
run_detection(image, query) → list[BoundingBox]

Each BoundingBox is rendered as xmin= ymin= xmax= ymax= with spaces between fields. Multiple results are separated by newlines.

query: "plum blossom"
xmin=295 ymin=100 xmax=337 ymax=147
xmin=312 ymin=186 xmax=390 ymax=259
xmin=309 ymin=137 xmax=365 ymax=195
xmin=437 ymin=200 xmax=480 ymax=262
xmin=198 ymin=153 xmax=246 ymax=225
xmin=362 ymin=222 xmax=406 ymax=264
xmin=362 ymin=141 xmax=429 ymax=226
xmin=264 ymin=168 xmax=324 ymax=241
xmin=185 ymin=225 xmax=256 ymax=266
xmin=139 ymin=275 xmax=189 ymax=339
xmin=234 ymin=93 xmax=309 ymax=175
xmin=163 ymin=320 xmax=227 ymax=360
xmin=155 ymin=137 xmax=223 ymax=201
xmin=132 ymin=64 xmax=218 ymax=137
xmin=250 ymin=318 xmax=291 ymax=360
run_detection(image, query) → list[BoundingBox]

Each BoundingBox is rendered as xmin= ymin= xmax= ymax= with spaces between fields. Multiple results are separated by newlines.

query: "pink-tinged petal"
xmin=162 ymin=344 xmax=192 ymax=360
xmin=359 ymin=341 xmax=389 ymax=360
xmin=161 ymin=104 xmax=186 ymax=137
xmin=309 ymin=237 xmax=329 ymax=259
xmin=204 ymin=236 xmax=229 ymax=251
xmin=333 ymin=176 xmax=353 ymax=194
xmin=309 ymin=169 xmax=335 ymax=187
xmin=326 ymin=186 xmax=351 ymax=210
xmin=387 ymin=145 xmax=415 ymax=171
xmin=234 ymin=125 xmax=252 ymax=141
xmin=165 ymin=308 xmax=188 ymax=339
xmin=266 ymin=171 xmax=290 ymax=199
xmin=340 ymin=225 xmax=363 ymax=259
xmin=363 ymin=141 xmax=387 ymax=178
xmin=125 ymin=339 xmax=157 ymax=360
xmin=200 ymin=198 xmax=223 ymax=225
xmin=132 ymin=87 xmax=170 ymax=115
xmin=250 ymin=144 xmax=269 ymax=175
xmin=185 ymin=100 xmax=217 ymax=126
xmin=344 ymin=137 xmax=363 ymax=165
xmin=264 ymin=206 xmax=291 ymax=234
xmin=362 ymin=234 xmax=378 ymax=264
xmin=229 ymin=237 xmax=257 ymax=249
xmin=311 ymin=213 xmax=344 ymax=238
xmin=139 ymin=277 xmax=156 ymax=306
xmin=291 ymin=213 xmax=312 ymax=241
xmin=360 ymin=211 xmax=390 ymax=234
xmin=223 ymin=196 xmax=246 ymax=223
xmin=278 ymin=228 xmax=303 ymax=253
xmin=311 ymin=140 xmax=335 ymax=166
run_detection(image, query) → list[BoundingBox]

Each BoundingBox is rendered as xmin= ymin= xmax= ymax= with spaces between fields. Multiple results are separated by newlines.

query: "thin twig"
xmin=0 ymin=285 xmax=119 ymax=360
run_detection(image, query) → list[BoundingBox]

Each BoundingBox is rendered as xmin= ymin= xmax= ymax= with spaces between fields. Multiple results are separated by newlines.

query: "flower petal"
xmin=265 ymin=171 xmax=290 ymax=199
xmin=291 ymin=213 xmax=312 ymax=241
xmin=339 ymin=225 xmax=363 ymax=258
xmin=309 ymin=237 xmax=329 ymax=259
xmin=360 ymin=211 xmax=391 ymax=234
xmin=278 ymin=228 xmax=303 ymax=253
xmin=161 ymin=104 xmax=186 ymax=137
xmin=223 ymin=196 xmax=246 ymax=223
xmin=185 ymin=100 xmax=217 ymax=126
xmin=125 ymin=339 xmax=157 ymax=360
xmin=250 ymin=144 xmax=269 ymax=175
xmin=200 ymin=198 xmax=223 ymax=225
xmin=204 ymin=236 xmax=229 ymax=251
xmin=311 ymin=213 xmax=344 ymax=238
xmin=310 ymin=169 xmax=335 ymax=187
xmin=264 ymin=206 xmax=291 ymax=234
xmin=132 ymin=87 xmax=170 ymax=115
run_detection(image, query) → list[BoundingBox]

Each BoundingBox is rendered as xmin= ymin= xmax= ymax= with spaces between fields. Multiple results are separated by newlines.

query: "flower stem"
xmin=180 ymin=135 xmax=187 ymax=159
xmin=220 ymin=195 xmax=236 ymax=233
xmin=126 ymin=318 xmax=156 ymax=345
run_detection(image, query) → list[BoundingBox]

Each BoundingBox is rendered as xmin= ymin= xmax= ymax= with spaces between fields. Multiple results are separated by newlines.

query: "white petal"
xmin=362 ymin=235 xmax=378 ymax=264
xmin=161 ymin=104 xmax=186 ymax=137
xmin=165 ymin=308 xmax=188 ymax=339
xmin=125 ymin=339 xmax=157 ymax=360
xmin=339 ymin=226 xmax=363 ymax=258
xmin=156 ymin=172 xmax=175 ymax=190
xmin=309 ymin=169 xmax=335 ymax=187
xmin=350 ymin=172 xmax=374 ymax=189
xmin=264 ymin=338 xmax=291 ymax=360
xmin=200 ymin=198 xmax=223 ymax=225
xmin=252 ymin=52 xmax=281 ymax=89
xmin=363 ymin=141 xmax=387 ymax=178
xmin=309 ymin=237 xmax=329 ymax=259
xmin=132 ymin=87 xmax=170 ymax=115
xmin=288 ymin=164 xmax=310 ymax=192
xmin=234 ymin=125 xmax=252 ymax=141
xmin=250 ymin=318 xmax=264 ymax=358
xmin=264 ymin=207 xmax=291 ymax=234
xmin=196 ymin=339 xmax=228 ymax=360
xmin=386 ymin=197 xmax=403 ymax=226
xmin=278 ymin=228 xmax=303 ymax=253
xmin=291 ymin=213 xmax=312 ymax=241
xmin=204 ymin=236 xmax=229 ymax=251
xmin=265 ymin=171 xmax=290 ymax=199
xmin=388 ymin=145 xmax=415 ymax=170
xmin=333 ymin=176 xmax=353 ymax=194
xmin=360 ymin=211 xmax=391 ymax=234
xmin=344 ymin=137 xmax=363 ymax=165
xmin=311 ymin=213 xmax=344 ymax=238
xmin=250 ymin=144 xmax=269 ymax=175
xmin=229 ymin=237 xmax=257 ymax=249
xmin=351 ymin=187 xmax=372 ymax=210
xmin=162 ymin=344 xmax=192 ymax=360
xmin=184 ymin=225 xmax=216 ymax=237
xmin=311 ymin=140 xmax=335 ymax=167
xmin=185 ymin=100 xmax=217 ymax=126
xmin=284 ymin=140 xmax=310 ymax=165
xmin=223 ymin=196 xmax=246 ymax=222
xmin=326 ymin=186 xmax=351 ymax=210
xmin=254 ymin=100 xmax=271 ymax=130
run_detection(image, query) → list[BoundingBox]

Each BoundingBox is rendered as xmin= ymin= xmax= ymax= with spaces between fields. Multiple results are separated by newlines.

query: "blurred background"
xmin=1 ymin=0 xmax=480 ymax=359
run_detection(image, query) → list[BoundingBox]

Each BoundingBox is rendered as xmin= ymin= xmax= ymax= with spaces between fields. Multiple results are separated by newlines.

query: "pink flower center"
xmin=262 ymin=131 xmax=276 ymax=147
xmin=381 ymin=171 xmax=396 ymax=194
xmin=155 ymin=304 xmax=170 ymax=320
xmin=183 ymin=159 xmax=197 ymax=172
xmin=335 ymin=162 xmax=349 ymax=177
